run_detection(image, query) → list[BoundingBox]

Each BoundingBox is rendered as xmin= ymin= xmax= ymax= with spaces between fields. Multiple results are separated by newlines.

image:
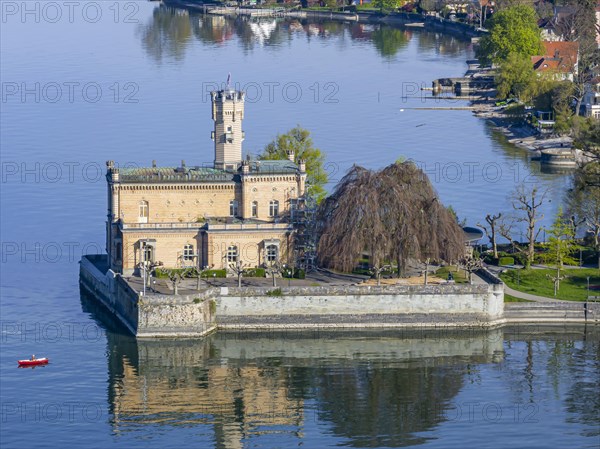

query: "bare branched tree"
xmin=369 ymin=264 xmax=391 ymax=286
xmin=265 ymin=260 xmax=283 ymax=287
xmin=459 ymin=256 xmax=483 ymax=284
xmin=504 ymin=184 xmax=549 ymax=268
xmin=165 ymin=268 xmax=190 ymax=295
xmin=566 ymin=173 xmax=600 ymax=270
xmin=190 ymin=265 xmax=214 ymax=290
xmin=228 ymin=260 xmax=247 ymax=288
xmin=478 ymin=213 xmax=502 ymax=259
xmin=317 ymin=162 xmax=465 ymax=274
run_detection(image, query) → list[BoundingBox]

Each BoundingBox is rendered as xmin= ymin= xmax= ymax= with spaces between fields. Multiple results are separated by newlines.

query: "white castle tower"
xmin=211 ymin=87 xmax=245 ymax=171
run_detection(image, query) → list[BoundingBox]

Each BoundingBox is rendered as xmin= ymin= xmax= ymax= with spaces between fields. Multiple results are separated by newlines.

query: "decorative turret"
xmin=241 ymin=159 xmax=250 ymax=174
xmin=106 ymin=160 xmax=119 ymax=182
xmin=211 ymin=88 xmax=245 ymax=171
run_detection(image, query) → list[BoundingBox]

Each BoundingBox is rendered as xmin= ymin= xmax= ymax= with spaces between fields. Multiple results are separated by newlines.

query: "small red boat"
xmin=18 ymin=357 xmax=49 ymax=366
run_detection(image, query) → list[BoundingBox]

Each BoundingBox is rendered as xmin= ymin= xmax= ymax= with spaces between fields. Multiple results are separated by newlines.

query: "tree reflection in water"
xmin=139 ymin=6 xmax=480 ymax=63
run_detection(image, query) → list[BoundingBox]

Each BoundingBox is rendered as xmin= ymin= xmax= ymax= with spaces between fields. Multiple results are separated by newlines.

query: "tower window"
xmin=252 ymin=201 xmax=258 ymax=218
xmin=269 ymin=200 xmax=279 ymax=217
xmin=230 ymin=200 xmax=238 ymax=217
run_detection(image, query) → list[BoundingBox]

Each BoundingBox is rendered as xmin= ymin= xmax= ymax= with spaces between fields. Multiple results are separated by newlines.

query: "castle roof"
xmin=115 ymin=160 xmax=299 ymax=183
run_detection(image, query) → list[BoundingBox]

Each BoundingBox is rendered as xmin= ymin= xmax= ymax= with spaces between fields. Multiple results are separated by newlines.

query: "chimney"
xmin=299 ymin=159 xmax=306 ymax=173
xmin=287 ymin=150 xmax=295 ymax=162
xmin=181 ymin=159 xmax=186 ymax=169
xmin=152 ymin=160 xmax=157 ymax=168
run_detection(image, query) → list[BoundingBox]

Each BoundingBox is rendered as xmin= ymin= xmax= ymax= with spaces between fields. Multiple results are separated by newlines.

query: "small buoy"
xmin=399 ymin=109 xmax=404 ymax=112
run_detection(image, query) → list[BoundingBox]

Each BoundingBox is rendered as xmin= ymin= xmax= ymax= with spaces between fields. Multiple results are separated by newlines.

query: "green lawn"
xmin=500 ymin=268 xmax=600 ymax=301
xmin=435 ymin=266 xmax=468 ymax=284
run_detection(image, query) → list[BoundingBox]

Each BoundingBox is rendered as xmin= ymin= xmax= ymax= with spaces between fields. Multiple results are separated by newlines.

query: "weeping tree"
xmin=317 ymin=162 xmax=465 ymax=275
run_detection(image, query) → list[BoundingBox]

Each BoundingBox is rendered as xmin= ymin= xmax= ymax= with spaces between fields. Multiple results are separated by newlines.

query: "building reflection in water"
xmin=139 ymin=5 xmax=421 ymax=61
xmin=81 ymin=292 xmax=504 ymax=448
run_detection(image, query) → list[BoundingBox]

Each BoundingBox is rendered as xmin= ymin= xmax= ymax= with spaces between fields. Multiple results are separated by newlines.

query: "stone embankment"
xmin=504 ymin=302 xmax=600 ymax=324
xmin=81 ymin=255 xmax=598 ymax=339
xmin=80 ymin=255 xmax=505 ymax=338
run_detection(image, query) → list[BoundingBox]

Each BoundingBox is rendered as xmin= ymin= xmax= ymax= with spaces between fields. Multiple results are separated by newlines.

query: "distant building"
xmin=597 ymin=2 xmax=600 ymax=47
xmin=531 ymin=41 xmax=579 ymax=81
xmin=583 ymin=79 xmax=600 ymax=119
xmin=105 ymin=88 xmax=307 ymax=275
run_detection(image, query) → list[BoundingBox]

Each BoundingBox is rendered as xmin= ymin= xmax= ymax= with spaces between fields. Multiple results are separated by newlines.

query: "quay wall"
xmin=81 ymin=255 xmax=506 ymax=338
xmin=80 ymin=255 xmax=139 ymax=334
xmin=80 ymin=255 xmax=217 ymax=338
xmin=215 ymin=283 xmax=504 ymax=329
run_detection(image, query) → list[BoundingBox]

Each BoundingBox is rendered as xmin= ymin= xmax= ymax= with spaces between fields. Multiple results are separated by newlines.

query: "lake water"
xmin=1 ymin=2 xmax=597 ymax=448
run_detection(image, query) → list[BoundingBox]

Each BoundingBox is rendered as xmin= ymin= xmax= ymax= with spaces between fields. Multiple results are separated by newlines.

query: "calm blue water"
xmin=1 ymin=3 xmax=597 ymax=448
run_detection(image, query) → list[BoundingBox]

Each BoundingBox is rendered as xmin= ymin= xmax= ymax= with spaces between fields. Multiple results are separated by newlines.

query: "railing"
xmin=121 ymin=221 xmax=293 ymax=231
xmin=122 ymin=222 xmax=203 ymax=230
xmin=207 ymin=222 xmax=292 ymax=231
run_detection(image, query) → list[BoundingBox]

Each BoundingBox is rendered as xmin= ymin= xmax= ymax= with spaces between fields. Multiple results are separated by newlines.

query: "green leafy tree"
xmin=260 ymin=126 xmax=328 ymax=203
xmin=543 ymin=208 xmax=577 ymax=295
xmin=496 ymin=52 xmax=537 ymax=101
xmin=372 ymin=0 xmax=402 ymax=12
xmin=476 ymin=5 xmax=543 ymax=64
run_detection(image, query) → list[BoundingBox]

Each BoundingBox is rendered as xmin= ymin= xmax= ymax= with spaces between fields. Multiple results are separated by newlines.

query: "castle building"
xmin=105 ymin=88 xmax=307 ymax=275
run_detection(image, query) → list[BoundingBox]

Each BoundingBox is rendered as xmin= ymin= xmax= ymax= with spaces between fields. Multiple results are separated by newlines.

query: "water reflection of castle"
xmin=84 ymin=293 xmax=504 ymax=448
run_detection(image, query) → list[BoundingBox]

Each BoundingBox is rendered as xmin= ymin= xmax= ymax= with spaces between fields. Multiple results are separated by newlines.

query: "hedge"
xmin=498 ymin=257 xmax=515 ymax=266
xmin=246 ymin=268 xmax=266 ymax=277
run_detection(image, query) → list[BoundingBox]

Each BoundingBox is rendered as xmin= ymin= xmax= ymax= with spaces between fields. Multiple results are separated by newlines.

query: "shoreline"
xmin=80 ymin=255 xmax=599 ymax=339
xmin=163 ymin=0 xmax=576 ymax=164
xmin=162 ymin=0 xmax=484 ymax=39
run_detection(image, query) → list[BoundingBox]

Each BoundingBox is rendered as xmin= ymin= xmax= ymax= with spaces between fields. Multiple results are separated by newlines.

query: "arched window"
xmin=139 ymin=201 xmax=149 ymax=223
xmin=269 ymin=200 xmax=279 ymax=217
xmin=252 ymin=201 xmax=258 ymax=218
xmin=183 ymin=244 xmax=194 ymax=261
xmin=266 ymin=244 xmax=278 ymax=262
xmin=227 ymin=245 xmax=238 ymax=263
xmin=230 ymin=200 xmax=238 ymax=217
xmin=142 ymin=244 xmax=153 ymax=263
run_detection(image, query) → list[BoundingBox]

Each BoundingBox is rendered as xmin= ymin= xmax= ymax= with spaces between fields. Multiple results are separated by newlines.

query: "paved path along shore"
xmin=504 ymin=285 xmax=569 ymax=303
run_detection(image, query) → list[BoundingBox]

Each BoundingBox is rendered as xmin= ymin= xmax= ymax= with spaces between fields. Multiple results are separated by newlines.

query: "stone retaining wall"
xmin=215 ymin=282 xmax=504 ymax=329
xmin=80 ymin=255 xmax=217 ymax=338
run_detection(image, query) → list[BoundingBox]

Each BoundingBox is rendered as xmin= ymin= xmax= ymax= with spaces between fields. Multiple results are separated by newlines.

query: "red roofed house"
xmin=531 ymin=41 xmax=579 ymax=81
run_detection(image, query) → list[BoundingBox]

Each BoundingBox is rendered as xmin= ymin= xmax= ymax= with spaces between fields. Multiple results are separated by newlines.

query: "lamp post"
xmin=141 ymin=241 xmax=147 ymax=297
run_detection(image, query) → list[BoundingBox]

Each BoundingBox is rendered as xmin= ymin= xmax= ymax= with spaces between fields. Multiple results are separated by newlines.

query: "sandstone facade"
xmin=105 ymin=89 xmax=307 ymax=275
